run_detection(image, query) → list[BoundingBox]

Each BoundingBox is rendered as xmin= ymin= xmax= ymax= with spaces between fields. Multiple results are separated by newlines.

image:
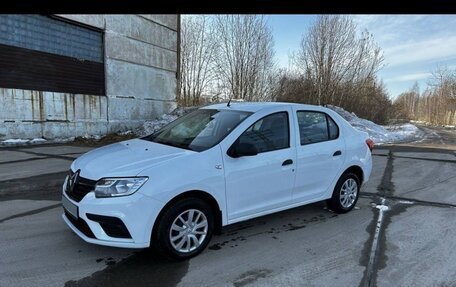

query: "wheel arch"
xmin=343 ymin=165 xmax=364 ymax=185
xmin=151 ymin=190 xmax=223 ymax=245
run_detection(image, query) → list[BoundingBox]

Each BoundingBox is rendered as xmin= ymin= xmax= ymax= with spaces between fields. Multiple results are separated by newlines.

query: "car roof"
xmin=202 ymin=102 xmax=327 ymax=113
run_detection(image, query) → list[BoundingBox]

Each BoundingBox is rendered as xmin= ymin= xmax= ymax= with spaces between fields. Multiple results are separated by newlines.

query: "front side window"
xmin=237 ymin=112 xmax=290 ymax=153
xmin=297 ymin=111 xmax=339 ymax=145
xmin=143 ymin=109 xmax=252 ymax=152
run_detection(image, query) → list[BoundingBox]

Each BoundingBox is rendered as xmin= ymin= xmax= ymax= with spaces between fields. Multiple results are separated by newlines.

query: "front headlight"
xmin=94 ymin=177 xmax=148 ymax=198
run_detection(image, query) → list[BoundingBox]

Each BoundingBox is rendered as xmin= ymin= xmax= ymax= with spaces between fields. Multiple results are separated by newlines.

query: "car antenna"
xmin=227 ymin=97 xmax=232 ymax=107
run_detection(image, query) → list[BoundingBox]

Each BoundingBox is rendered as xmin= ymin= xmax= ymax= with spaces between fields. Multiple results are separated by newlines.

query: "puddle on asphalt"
xmin=208 ymin=207 xmax=339 ymax=251
xmin=65 ymin=250 xmax=189 ymax=287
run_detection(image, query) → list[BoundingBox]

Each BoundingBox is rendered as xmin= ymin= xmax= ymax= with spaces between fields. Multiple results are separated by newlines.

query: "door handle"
xmin=282 ymin=159 xmax=293 ymax=166
xmin=333 ymin=150 xmax=342 ymax=156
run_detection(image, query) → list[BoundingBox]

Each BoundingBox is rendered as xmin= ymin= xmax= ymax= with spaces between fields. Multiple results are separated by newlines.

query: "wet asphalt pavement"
xmin=0 ymin=126 xmax=455 ymax=287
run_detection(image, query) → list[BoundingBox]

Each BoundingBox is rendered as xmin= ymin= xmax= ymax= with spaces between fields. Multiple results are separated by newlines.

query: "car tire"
xmin=326 ymin=172 xmax=360 ymax=214
xmin=152 ymin=198 xmax=214 ymax=260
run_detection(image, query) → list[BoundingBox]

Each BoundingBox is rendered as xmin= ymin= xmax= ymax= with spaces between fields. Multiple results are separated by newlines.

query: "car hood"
xmin=72 ymin=138 xmax=193 ymax=180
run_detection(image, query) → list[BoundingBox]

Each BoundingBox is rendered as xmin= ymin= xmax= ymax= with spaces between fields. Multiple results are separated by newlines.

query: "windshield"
xmin=142 ymin=109 xmax=252 ymax=152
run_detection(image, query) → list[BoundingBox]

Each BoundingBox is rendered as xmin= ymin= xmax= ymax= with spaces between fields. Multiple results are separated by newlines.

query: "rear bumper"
xmin=362 ymin=154 xmax=373 ymax=185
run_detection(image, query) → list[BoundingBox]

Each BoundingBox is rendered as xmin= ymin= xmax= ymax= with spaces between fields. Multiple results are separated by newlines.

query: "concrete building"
xmin=0 ymin=14 xmax=179 ymax=140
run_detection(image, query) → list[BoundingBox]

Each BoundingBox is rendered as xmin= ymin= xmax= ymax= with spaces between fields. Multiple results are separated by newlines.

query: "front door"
xmin=223 ymin=111 xmax=296 ymax=222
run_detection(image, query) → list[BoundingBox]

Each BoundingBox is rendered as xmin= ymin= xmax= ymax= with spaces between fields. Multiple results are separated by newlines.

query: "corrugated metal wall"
xmin=0 ymin=14 xmax=179 ymax=140
xmin=0 ymin=15 xmax=104 ymax=95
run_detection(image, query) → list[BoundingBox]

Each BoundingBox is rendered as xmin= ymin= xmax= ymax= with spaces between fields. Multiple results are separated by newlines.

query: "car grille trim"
xmin=66 ymin=169 xmax=97 ymax=202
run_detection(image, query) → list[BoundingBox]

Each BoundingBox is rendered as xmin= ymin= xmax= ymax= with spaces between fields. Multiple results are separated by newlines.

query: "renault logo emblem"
xmin=68 ymin=169 xmax=80 ymax=192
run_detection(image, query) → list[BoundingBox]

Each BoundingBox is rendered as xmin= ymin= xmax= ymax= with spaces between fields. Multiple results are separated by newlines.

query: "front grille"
xmin=64 ymin=210 xmax=96 ymax=238
xmin=86 ymin=213 xmax=132 ymax=239
xmin=65 ymin=170 xmax=97 ymax=202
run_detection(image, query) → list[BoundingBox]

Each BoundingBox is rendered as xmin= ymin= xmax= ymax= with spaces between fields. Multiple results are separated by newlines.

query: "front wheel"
xmin=326 ymin=172 xmax=360 ymax=213
xmin=152 ymin=198 xmax=214 ymax=260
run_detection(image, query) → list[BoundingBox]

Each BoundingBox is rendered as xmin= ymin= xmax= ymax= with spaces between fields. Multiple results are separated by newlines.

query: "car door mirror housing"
xmin=228 ymin=142 xmax=258 ymax=158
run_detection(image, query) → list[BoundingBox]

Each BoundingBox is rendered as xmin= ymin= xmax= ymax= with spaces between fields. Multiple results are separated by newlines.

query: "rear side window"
xmin=297 ymin=111 xmax=339 ymax=145
xmin=238 ymin=112 xmax=290 ymax=153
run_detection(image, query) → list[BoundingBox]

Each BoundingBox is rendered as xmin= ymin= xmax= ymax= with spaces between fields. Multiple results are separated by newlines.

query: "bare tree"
xmin=275 ymin=15 xmax=390 ymax=123
xmin=179 ymin=16 xmax=216 ymax=106
xmin=393 ymin=66 xmax=456 ymax=125
xmin=212 ymin=15 xmax=276 ymax=101
xmin=293 ymin=15 xmax=384 ymax=106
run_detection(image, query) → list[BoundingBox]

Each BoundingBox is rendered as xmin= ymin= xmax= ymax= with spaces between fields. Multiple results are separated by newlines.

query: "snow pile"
xmin=327 ymin=105 xmax=422 ymax=144
xmin=138 ymin=104 xmax=422 ymax=144
xmin=383 ymin=123 xmax=422 ymax=142
xmin=136 ymin=106 xmax=198 ymax=137
xmin=2 ymin=105 xmax=424 ymax=146
xmin=138 ymin=114 xmax=179 ymax=136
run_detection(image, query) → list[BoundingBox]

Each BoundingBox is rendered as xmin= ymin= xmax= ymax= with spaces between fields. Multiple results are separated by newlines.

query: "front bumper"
xmin=62 ymin=187 xmax=164 ymax=249
xmin=62 ymin=213 xmax=148 ymax=248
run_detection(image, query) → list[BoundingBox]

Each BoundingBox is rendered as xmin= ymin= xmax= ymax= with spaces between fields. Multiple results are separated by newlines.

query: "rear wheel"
xmin=327 ymin=172 xmax=360 ymax=213
xmin=152 ymin=198 xmax=214 ymax=260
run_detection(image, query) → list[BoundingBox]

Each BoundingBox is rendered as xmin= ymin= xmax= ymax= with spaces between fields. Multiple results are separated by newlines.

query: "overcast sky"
xmin=268 ymin=15 xmax=456 ymax=98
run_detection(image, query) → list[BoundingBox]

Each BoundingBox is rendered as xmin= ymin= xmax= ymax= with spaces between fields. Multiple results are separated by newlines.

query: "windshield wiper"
xmin=154 ymin=138 xmax=194 ymax=151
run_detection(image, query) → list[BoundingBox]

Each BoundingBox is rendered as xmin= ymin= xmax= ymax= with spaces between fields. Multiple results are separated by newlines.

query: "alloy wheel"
xmin=169 ymin=209 xmax=208 ymax=253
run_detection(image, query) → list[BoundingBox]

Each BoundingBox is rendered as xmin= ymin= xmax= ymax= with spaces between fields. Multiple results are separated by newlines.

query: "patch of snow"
xmin=411 ymin=120 xmax=455 ymax=129
xmin=327 ymin=105 xmax=423 ymax=144
xmin=118 ymin=130 xmax=133 ymax=136
xmin=375 ymin=204 xmax=389 ymax=211
xmin=1 ymin=137 xmax=47 ymax=146
xmin=30 ymin=138 xmax=46 ymax=143
xmin=0 ymin=137 xmax=75 ymax=146
xmin=1 ymin=138 xmax=29 ymax=144
xmin=82 ymin=134 xmax=102 ymax=140
xmin=410 ymin=120 xmax=427 ymax=124
xmin=398 ymin=200 xmax=414 ymax=205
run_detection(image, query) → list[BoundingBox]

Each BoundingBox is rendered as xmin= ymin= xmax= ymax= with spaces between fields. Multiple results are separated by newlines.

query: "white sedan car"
xmin=62 ymin=102 xmax=373 ymax=259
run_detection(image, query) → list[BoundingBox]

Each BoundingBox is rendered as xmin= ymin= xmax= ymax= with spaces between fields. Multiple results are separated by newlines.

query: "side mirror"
xmin=227 ymin=142 xmax=258 ymax=158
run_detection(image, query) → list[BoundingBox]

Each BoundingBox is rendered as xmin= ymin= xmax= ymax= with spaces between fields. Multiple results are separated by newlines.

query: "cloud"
xmin=352 ymin=15 xmax=427 ymax=44
xmin=384 ymin=72 xmax=432 ymax=83
xmin=352 ymin=15 xmax=427 ymax=29
xmin=384 ymin=36 xmax=456 ymax=67
xmin=352 ymin=15 xmax=456 ymax=67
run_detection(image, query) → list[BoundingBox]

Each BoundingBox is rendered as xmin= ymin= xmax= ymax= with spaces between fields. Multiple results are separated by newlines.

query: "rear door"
xmin=292 ymin=109 xmax=346 ymax=203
